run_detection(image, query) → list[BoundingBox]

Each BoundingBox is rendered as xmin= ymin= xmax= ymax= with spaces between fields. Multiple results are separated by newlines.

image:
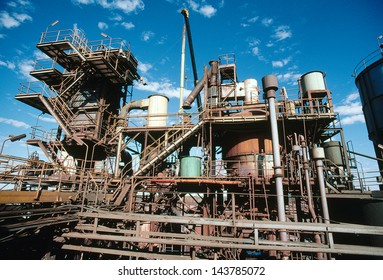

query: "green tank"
xmin=179 ymin=156 xmax=201 ymax=177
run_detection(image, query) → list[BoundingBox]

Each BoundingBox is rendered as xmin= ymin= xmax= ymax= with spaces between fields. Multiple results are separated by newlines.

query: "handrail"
xmin=119 ymin=107 xmax=205 ymax=178
xmin=353 ymin=48 xmax=383 ymax=78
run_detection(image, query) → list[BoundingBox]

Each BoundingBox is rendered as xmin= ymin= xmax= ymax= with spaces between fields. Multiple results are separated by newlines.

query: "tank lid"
xmin=148 ymin=94 xmax=169 ymax=101
xmin=300 ymin=70 xmax=325 ymax=79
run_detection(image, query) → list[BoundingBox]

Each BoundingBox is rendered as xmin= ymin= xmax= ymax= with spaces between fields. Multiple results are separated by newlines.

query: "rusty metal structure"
xmin=1 ymin=21 xmax=383 ymax=260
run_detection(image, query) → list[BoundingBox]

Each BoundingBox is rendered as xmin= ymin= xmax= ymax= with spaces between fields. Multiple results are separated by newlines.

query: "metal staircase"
xmin=134 ymin=119 xmax=205 ymax=177
xmin=16 ymin=83 xmax=84 ymax=145
xmin=16 ymin=28 xmax=139 ymax=148
xmin=58 ymin=64 xmax=96 ymax=102
xmin=111 ymin=111 xmax=205 ymax=206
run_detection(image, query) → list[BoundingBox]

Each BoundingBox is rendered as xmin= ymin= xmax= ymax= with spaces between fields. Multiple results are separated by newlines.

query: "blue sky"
xmin=0 ymin=0 xmax=382 ymax=172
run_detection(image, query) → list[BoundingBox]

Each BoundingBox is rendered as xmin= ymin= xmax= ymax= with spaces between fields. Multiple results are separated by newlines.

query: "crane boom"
xmin=181 ymin=8 xmax=202 ymax=110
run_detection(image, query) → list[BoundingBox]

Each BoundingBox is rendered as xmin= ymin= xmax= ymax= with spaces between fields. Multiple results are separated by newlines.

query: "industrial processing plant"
xmin=1 ymin=8 xmax=383 ymax=260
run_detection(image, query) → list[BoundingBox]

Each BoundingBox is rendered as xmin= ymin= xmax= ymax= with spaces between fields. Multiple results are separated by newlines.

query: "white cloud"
xmin=141 ymin=31 xmax=154 ymax=42
xmin=33 ymin=50 xmax=49 ymax=60
xmin=7 ymin=0 xmax=32 ymax=8
xmin=114 ymin=0 xmax=145 ymax=13
xmin=73 ymin=0 xmax=94 ymax=4
xmin=261 ymin=18 xmax=273 ymax=27
xmin=0 ymin=8 xmax=33 ymax=29
xmin=340 ymin=114 xmax=365 ymax=125
xmin=199 ymin=5 xmax=216 ymax=18
xmin=249 ymin=39 xmax=260 ymax=47
xmin=250 ymin=45 xmax=266 ymax=62
xmin=273 ymin=25 xmax=292 ymax=41
xmin=73 ymin=0 xmax=145 ymax=14
xmin=345 ymin=92 xmax=360 ymax=103
xmin=251 ymin=46 xmax=260 ymax=56
xmin=138 ymin=62 xmax=152 ymax=73
xmin=109 ymin=14 xmax=123 ymax=21
xmin=157 ymin=36 xmax=167 ymax=45
xmin=334 ymin=92 xmax=365 ymax=125
xmin=272 ymin=57 xmax=291 ymax=68
xmin=0 ymin=11 xmax=21 ymax=28
xmin=136 ymin=78 xmax=191 ymax=99
xmin=0 ymin=60 xmax=16 ymax=70
xmin=98 ymin=21 xmax=109 ymax=30
xmin=12 ymin=12 xmax=32 ymax=22
xmin=276 ymin=72 xmax=301 ymax=85
xmin=39 ymin=116 xmax=56 ymax=123
xmin=1 ymin=49 xmax=49 ymax=80
xmin=18 ymin=59 xmax=35 ymax=81
xmin=188 ymin=0 xmax=217 ymax=18
xmin=248 ymin=16 xmax=259 ymax=23
xmin=0 ymin=117 xmax=30 ymax=129
xmin=1 ymin=0 xmax=33 ymax=29
xmin=121 ymin=21 xmax=135 ymax=29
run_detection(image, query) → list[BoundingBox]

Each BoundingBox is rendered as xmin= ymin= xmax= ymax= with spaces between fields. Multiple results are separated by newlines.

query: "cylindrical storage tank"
xmin=355 ymin=56 xmax=383 ymax=176
xmin=301 ymin=71 xmax=326 ymax=94
xmin=227 ymin=154 xmax=257 ymax=177
xmin=322 ymin=141 xmax=344 ymax=166
xmin=224 ymin=133 xmax=273 ymax=157
xmin=223 ymin=132 xmax=274 ymax=177
xmin=179 ymin=156 xmax=201 ymax=177
xmin=147 ymin=94 xmax=168 ymax=127
xmin=355 ymin=58 xmax=383 ymax=144
xmin=244 ymin=78 xmax=259 ymax=104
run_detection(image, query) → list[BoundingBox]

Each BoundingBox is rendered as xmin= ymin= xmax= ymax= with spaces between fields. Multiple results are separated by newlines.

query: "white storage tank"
xmin=147 ymin=94 xmax=168 ymax=127
xmin=300 ymin=71 xmax=326 ymax=94
xmin=244 ymin=78 xmax=259 ymax=104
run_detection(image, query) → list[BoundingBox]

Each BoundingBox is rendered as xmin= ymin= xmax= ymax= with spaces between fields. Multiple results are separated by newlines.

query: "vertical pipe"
xmin=179 ymin=24 xmax=186 ymax=113
xmin=313 ymin=148 xmax=331 ymax=223
xmin=262 ymin=75 xmax=288 ymax=244
xmin=339 ymin=128 xmax=353 ymax=189
xmin=300 ymin=135 xmax=324 ymax=259
xmin=114 ymin=125 xmax=123 ymax=177
xmin=208 ymin=60 xmax=218 ymax=109
xmin=300 ymin=136 xmax=317 ymax=221
xmin=313 ymin=147 xmax=334 ymax=252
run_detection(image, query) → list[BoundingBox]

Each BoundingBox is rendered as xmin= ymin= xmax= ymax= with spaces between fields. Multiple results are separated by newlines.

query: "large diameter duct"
xmin=183 ymin=76 xmax=205 ymax=109
xmin=115 ymin=98 xmax=150 ymax=177
xmin=262 ymin=74 xmax=288 ymax=244
xmin=119 ymin=98 xmax=150 ymax=120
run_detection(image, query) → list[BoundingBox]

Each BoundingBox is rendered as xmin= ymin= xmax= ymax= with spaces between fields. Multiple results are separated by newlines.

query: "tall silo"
xmin=354 ymin=43 xmax=383 ymax=181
